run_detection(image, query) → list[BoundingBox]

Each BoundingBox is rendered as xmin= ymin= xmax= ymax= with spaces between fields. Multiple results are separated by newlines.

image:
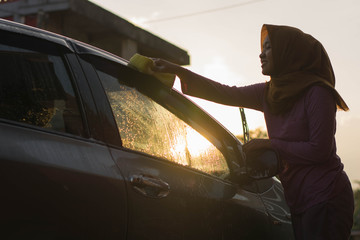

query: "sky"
xmin=90 ymin=0 xmax=360 ymax=185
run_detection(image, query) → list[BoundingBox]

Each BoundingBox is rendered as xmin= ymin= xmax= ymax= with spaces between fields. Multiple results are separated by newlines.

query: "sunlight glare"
xmin=186 ymin=127 xmax=212 ymax=157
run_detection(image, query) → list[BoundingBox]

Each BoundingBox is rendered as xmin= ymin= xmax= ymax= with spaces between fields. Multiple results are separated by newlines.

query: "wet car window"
xmin=96 ymin=68 xmax=230 ymax=179
xmin=0 ymin=37 xmax=85 ymax=136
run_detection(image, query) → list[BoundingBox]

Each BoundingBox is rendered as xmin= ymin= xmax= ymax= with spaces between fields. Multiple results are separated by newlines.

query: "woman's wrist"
xmin=175 ymin=66 xmax=189 ymax=77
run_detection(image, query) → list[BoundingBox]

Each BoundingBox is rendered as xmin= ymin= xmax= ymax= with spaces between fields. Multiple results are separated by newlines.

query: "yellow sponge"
xmin=128 ymin=53 xmax=176 ymax=88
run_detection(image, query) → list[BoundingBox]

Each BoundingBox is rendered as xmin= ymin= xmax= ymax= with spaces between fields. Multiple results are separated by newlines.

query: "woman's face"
xmin=259 ymin=35 xmax=274 ymax=76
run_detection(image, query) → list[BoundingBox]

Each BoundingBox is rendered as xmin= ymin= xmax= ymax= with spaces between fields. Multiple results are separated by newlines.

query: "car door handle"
xmin=130 ymin=174 xmax=170 ymax=198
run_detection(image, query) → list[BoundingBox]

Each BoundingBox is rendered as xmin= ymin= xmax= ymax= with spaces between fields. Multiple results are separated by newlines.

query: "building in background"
xmin=0 ymin=0 xmax=189 ymax=65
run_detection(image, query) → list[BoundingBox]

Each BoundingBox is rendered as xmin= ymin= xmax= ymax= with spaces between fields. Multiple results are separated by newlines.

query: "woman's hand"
xmin=152 ymin=58 xmax=181 ymax=74
xmin=242 ymin=138 xmax=272 ymax=153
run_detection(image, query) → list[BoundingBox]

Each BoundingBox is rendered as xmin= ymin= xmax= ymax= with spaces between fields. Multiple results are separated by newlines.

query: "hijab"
xmin=261 ymin=24 xmax=349 ymax=115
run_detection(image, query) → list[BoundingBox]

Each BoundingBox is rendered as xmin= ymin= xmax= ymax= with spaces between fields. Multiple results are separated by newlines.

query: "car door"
xmin=79 ymin=51 xmax=271 ymax=239
xmin=0 ymin=27 xmax=127 ymax=239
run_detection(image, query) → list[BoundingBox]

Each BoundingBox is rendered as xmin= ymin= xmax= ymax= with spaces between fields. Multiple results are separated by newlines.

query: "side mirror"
xmin=246 ymin=149 xmax=280 ymax=179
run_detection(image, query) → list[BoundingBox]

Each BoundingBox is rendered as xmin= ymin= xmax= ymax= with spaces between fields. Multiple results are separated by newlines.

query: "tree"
xmin=236 ymin=127 xmax=268 ymax=143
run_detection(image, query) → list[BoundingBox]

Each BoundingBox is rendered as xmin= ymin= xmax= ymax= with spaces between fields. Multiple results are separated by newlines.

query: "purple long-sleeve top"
xmin=181 ymin=77 xmax=347 ymax=214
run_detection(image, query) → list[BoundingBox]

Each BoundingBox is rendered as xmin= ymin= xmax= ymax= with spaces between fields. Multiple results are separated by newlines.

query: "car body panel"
xmin=257 ymin=178 xmax=294 ymax=238
xmin=0 ymin=122 xmax=127 ymax=239
xmin=110 ymin=147 xmax=270 ymax=239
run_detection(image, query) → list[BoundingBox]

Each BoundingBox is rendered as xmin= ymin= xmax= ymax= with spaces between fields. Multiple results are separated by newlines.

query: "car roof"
xmin=0 ymin=18 xmax=72 ymax=50
xmin=0 ymin=18 xmax=129 ymax=66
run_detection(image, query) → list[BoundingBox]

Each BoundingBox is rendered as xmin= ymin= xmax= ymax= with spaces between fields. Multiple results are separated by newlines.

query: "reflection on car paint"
xmin=260 ymin=183 xmax=292 ymax=224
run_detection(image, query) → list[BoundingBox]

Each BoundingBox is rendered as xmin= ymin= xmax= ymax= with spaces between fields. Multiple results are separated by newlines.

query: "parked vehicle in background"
xmin=0 ymin=19 xmax=294 ymax=239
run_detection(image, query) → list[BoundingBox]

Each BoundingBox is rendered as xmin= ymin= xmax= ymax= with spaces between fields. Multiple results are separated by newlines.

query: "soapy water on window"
xmin=104 ymin=84 xmax=229 ymax=178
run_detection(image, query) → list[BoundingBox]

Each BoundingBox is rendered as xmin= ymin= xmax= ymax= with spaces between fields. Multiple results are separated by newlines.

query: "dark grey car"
xmin=0 ymin=19 xmax=294 ymax=239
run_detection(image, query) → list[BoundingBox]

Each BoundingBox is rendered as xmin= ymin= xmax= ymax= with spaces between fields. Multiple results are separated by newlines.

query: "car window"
xmin=94 ymin=65 xmax=229 ymax=179
xmin=0 ymin=32 xmax=85 ymax=136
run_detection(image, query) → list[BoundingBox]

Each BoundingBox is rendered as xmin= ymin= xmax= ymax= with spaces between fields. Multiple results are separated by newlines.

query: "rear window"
xmin=0 ymin=31 xmax=85 ymax=136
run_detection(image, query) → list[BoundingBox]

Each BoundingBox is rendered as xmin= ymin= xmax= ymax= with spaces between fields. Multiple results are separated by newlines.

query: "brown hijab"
xmin=261 ymin=24 xmax=349 ymax=114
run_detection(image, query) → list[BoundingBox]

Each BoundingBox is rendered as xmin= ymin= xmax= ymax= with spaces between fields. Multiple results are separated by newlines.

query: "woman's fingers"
xmin=151 ymin=58 xmax=179 ymax=74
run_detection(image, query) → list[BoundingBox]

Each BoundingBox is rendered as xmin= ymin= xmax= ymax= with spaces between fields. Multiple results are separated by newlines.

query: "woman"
xmin=152 ymin=24 xmax=354 ymax=239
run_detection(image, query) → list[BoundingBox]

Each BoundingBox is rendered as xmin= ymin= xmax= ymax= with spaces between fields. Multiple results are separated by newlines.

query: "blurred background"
xmin=90 ymin=0 xmax=360 ymax=185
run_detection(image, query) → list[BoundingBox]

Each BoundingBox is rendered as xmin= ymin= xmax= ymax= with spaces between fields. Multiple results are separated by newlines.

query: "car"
xmin=0 ymin=18 xmax=294 ymax=239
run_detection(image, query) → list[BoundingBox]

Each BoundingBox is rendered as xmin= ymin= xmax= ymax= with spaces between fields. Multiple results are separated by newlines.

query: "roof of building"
xmin=0 ymin=0 xmax=190 ymax=65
